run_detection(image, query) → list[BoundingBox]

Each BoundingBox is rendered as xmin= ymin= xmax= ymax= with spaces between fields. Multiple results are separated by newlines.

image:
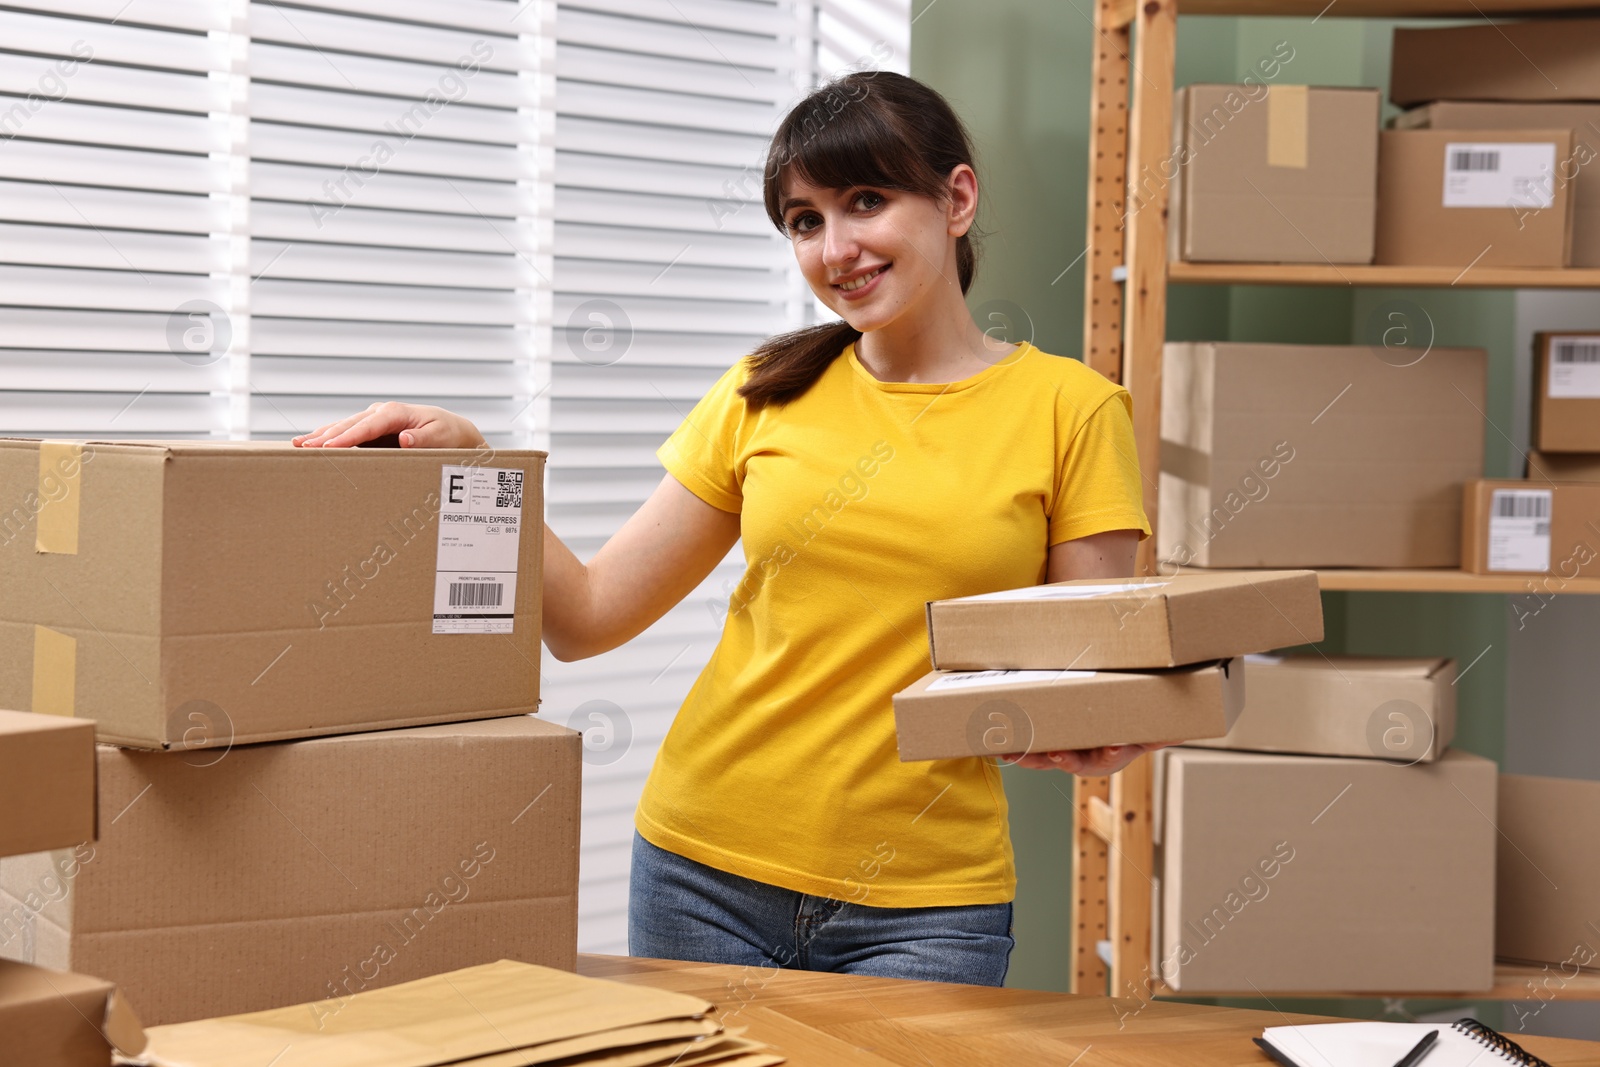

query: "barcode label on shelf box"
xmin=434 ymin=465 xmax=523 ymax=634
xmin=1488 ymin=488 xmax=1553 ymax=573
xmin=1443 ymin=142 xmax=1555 ymax=210
xmin=1549 ymin=336 xmax=1600 ymax=398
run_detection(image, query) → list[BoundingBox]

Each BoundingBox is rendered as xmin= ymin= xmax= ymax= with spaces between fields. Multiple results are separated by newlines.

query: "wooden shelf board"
xmin=1155 ymin=962 xmax=1600 ymax=1002
xmin=1168 ymin=261 xmax=1600 ymax=289
xmin=1312 ymin=568 xmax=1600 ymax=594
xmin=1181 ymin=1 xmax=1600 ymax=16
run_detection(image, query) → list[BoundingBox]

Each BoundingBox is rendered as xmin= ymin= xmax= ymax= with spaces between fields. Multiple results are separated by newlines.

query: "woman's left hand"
xmin=1001 ymin=742 xmax=1177 ymax=776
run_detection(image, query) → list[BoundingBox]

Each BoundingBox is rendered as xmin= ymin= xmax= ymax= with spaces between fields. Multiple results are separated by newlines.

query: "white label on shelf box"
xmin=954 ymin=581 xmax=1168 ymax=604
xmin=925 ymin=669 xmax=1097 ymax=692
xmin=434 ymin=465 xmax=523 ymax=634
xmin=1487 ymin=488 xmax=1552 ymax=573
xmin=1548 ymin=336 xmax=1600 ymax=398
xmin=1442 ymin=142 xmax=1555 ymax=210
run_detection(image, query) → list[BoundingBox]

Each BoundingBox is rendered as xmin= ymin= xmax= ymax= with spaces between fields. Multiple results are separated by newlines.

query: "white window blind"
xmin=544 ymin=0 xmax=909 ymax=954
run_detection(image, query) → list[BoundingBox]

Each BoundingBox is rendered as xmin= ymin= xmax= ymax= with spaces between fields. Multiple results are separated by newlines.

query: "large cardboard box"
xmin=1461 ymin=479 xmax=1600 ymax=576
xmin=1170 ymin=84 xmax=1379 ymax=264
xmin=0 ymin=716 xmax=580 ymax=1025
xmin=0 ymin=709 xmax=95 ymax=859
xmin=893 ymin=658 xmax=1243 ymax=762
xmin=926 ymin=571 xmax=1321 ymax=671
xmin=1188 ymin=655 xmax=1456 ymax=763
xmin=1156 ymin=747 xmax=1497 ymax=993
xmin=1391 ymin=20 xmax=1600 ymax=107
xmin=0 ymin=959 xmax=145 ymax=1066
xmin=0 ymin=440 xmax=544 ymax=749
xmin=1533 ymin=332 xmax=1600 ymax=452
xmin=1396 ymin=103 xmax=1600 ymax=267
xmin=1496 ymin=774 xmax=1600 ymax=972
xmin=1529 ymin=449 xmax=1600 ymax=482
xmin=1375 ymin=128 xmax=1574 ymax=269
xmin=1160 ymin=343 xmax=1488 ymax=568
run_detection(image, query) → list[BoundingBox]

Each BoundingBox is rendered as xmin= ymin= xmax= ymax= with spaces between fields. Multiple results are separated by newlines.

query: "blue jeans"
xmin=628 ymin=832 xmax=1014 ymax=986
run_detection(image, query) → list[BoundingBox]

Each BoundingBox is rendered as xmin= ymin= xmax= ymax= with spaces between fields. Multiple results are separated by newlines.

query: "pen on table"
xmin=1391 ymin=1029 xmax=1439 ymax=1067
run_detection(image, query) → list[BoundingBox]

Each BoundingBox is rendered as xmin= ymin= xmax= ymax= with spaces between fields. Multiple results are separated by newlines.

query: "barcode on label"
xmin=1554 ymin=339 xmax=1600 ymax=364
xmin=1494 ymin=491 xmax=1551 ymax=519
xmin=1450 ymin=149 xmax=1500 ymax=172
xmin=449 ymin=582 xmax=504 ymax=607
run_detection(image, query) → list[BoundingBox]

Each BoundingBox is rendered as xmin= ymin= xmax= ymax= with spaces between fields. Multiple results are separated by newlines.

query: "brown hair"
xmin=738 ymin=71 xmax=981 ymax=409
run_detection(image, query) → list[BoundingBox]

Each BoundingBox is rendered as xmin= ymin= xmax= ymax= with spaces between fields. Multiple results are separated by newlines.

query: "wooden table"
xmin=579 ymin=954 xmax=1600 ymax=1066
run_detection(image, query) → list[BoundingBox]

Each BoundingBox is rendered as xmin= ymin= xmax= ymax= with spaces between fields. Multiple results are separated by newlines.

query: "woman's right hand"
xmin=292 ymin=402 xmax=488 ymax=450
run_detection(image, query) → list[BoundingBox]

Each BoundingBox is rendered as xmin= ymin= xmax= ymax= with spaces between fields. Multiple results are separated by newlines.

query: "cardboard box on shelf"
xmin=1461 ymin=479 xmax=1600 ymax=576
xmin=1375 ymin=128 xmax=1574 ymax=269
xmin=1533 ymin=332 xmax=1600 ymax=453
xmin=1160 ymin=342 xmax=1488 ymax=568
xmin=1391 ymin=20 xmax=1600 ymax=107
xmin=1529 ymin=450 xmax=1600 ymax=483
xmin=0 ymin=716 xmax=580 ymax=1026
xmin=1170 ymin=84 xmax=1380 ymax=264
xmin=1156 ymin=747 xmax=1497 ymax=993
xmin=0 ymin=709 xmax=95 ymax=860
xmin=925 ymin=571 xmax=1321 ymax=671
xmin=1395 ymin=103 xmax=1600 ymax=267
xmin=1496 ymin=774 xmax=1600 ymax=972
xmin=0 ymin=959 xmax=145 ymax=1067
xmin=0 ymin=440 xmax=545 ymax=749
xmin=893 ymin=658 xmax=1244 ymax=762
xmin=1187 ymin=655 xmax=1456 ymax=763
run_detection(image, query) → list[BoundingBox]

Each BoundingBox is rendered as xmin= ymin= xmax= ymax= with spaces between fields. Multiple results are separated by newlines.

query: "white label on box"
xmin=925 ymin=669 xmax=1096 ymax=692
xmin=434 ymin=465 xmax=523 ymax=634
xmin=955 ymin=581 xmax=1169 ymax=604
xmin=1548 ymin=336 xmax=1600 ymax=398
xmin=1243 ymin=653 xmax=1284 ymax=666
xmin=1442 ymin=142 xmax=1555 ymax=209
xmin=1487 ymin=488 xmax=1552 ymax=573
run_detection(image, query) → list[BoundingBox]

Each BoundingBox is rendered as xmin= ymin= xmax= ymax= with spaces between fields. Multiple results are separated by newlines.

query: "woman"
xmin=294 ymin=72 xmax=1155 ymax=987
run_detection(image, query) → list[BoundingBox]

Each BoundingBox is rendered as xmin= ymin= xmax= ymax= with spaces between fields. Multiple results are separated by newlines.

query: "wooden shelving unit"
xmin=1072 ymin=0 xmax=1600 ymax=1008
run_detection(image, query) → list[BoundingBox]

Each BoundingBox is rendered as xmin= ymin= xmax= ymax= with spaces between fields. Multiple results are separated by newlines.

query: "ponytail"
xmin=738 ymin=320 xmax=863 ymax=409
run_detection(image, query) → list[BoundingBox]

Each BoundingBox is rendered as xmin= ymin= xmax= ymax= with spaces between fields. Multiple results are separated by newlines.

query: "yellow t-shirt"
xmin=636 ymin=340 xmax=1150 ymax=907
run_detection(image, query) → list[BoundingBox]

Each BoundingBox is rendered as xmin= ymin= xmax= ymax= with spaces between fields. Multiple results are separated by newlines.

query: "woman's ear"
xmin=946 ymin=163 xmax=978 ymax=238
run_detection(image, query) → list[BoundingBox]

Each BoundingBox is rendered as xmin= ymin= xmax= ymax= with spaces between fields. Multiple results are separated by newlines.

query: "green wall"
xmin=913 ymin=8 xmax=1513 ymax=1019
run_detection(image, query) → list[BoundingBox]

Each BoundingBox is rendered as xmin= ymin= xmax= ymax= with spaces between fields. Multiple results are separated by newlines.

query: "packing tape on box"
xmin=32 ymin=625 xmax=76 ymax=717
xmin=1266 ymin=84 xmax=1309 ymax=169
xmin=36 ymin=440 xmax=83 ymax=555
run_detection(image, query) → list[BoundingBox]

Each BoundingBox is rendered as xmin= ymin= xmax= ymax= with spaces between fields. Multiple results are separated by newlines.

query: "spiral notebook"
xmin=1257 ymin=1018 xmax=1552 ymax=1067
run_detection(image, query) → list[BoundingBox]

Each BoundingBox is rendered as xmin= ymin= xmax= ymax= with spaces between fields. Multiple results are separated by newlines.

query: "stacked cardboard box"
xmin=891 ymin=571 xmax=1324 ymax=761
xmin=0 ymin=440 xmax=579 ymax=1026
xmin=1156 ymin=652 xmax=1496 ymax=993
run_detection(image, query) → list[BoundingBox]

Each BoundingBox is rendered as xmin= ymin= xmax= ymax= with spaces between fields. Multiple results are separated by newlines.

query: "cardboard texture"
xmin=1156 ymin=747 xmax=1497 ymax=993
xmin=1396 ymin=103 xmax=1600 ymax=267
xmin=133 ymin=959 xmax=779 ymax=1067
xmin=1529 ymin=449 xmax=1600 ymax=482
xmin=1188 ymin=655 xmax=1456 ymax=763
xmin=0 ymin=439 xmax=546 ymax=749
xmin=1159 ymin=342 xmax=1488 ymax=568
xmin=1170 ymin=84 xmax=1379 ymax=264
xmin=1461 ymin=479 xmax=1600 ymax=576
xmin=1375 ymin=128 xmax=1574 ymax=269
xmin=1533 ymin=332 xmax=1600 ymax=452
xmin=1496 ymin=774 xmax=1600 ymax=972
xmin=0 ymin=958 xmax=145 ymax=1067
xmin=1391 ymin=20 xmax=1600 ymax=107
xmin=925 ymin=571 xmax=1322 ymax=671
xmin=0 ymin=716 xmax=580 ymax=1026
xmin=0 ymin=708 xmax=95 ymax=859
xmin=893 ymin=658 xmax=1244 ymax=762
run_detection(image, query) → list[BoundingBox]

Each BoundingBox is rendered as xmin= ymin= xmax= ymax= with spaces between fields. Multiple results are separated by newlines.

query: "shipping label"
xmin=1442 ymin=142 xmax=1556 ymax=209
xmin=1487 ymin=488 xmax=1552 ymax=573
xmin=925 ymin=669 xmax=1096 ymax=692
xmin=1549 ymin=336 xmax=1600 ymax=399
xmin=434 ymin=465 xmax=523 ymax=634
xmin=955 ymin=581 xmax=1169 ymax=604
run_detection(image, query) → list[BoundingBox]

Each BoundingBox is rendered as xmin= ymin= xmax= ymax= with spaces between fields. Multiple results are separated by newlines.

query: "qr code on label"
xmin=496 ymin=470 xmax=523 ymax=509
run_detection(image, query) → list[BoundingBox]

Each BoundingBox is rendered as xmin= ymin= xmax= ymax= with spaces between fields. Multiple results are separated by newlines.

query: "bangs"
xmin=763 ymin=81 xmax=946 ymax=230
